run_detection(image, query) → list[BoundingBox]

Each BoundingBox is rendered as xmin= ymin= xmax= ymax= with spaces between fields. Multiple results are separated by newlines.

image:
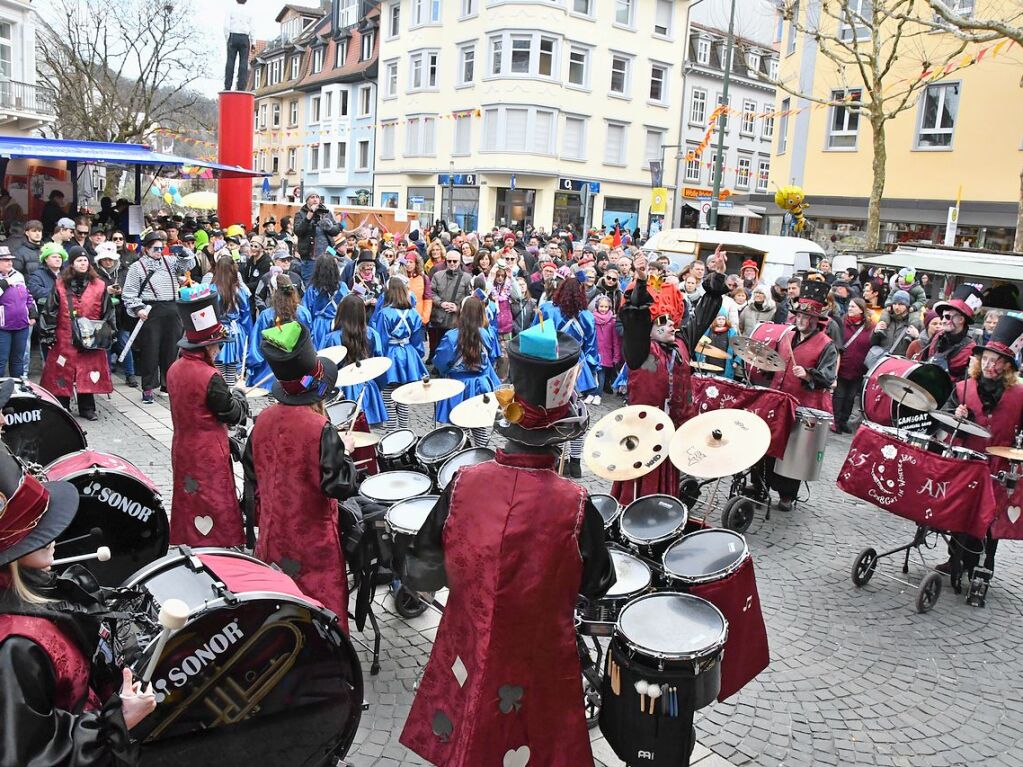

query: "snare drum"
xmin=599 ymin=592 xmax=728 ymax=767
xmin=590 ymin=493 xmax=623 ymax=538
xmin=114 ymin=547 xmax=363 ymax=767
xmin=945 ymin=445 xmax=989 ymax=462
xmin=775 ymin=406 xmax=832 ymax=481
xmin=326 ymin=399 xmax=358 ymax=429
xmin=862 ymin=355 xmax=953 ymax=429
xmin=359 ymin=470 xmax=432 ymax=505
xmin=618 ymin=494 xmax=688 ymax=559
xmin=661 ymin=528 xmax=749 ymax=587
xmin=47 ymin=450 xmax=167 ymax=587
xmin=415 ymin=426 xmax=468 ymax=475
xmin=436 ymin=447 xmax=495 ymax=490
xmin=384 ymin=495 xmax=439 ymax=573
xmin=1 ymin=378 xmax=87 ymax=466
xmin=376 ymin=429 xmax=419 ymax=471
xmin=576 ymin=547 xmax=651 ymax=636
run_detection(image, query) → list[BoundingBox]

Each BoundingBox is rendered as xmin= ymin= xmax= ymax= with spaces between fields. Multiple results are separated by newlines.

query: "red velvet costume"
xmin=770 ymin=326 xmax=836 ymax=413
xmin=925 ymin=331 xmax=976 ymax=382
xmin=39 ymin=279 xmax=113 ymax=398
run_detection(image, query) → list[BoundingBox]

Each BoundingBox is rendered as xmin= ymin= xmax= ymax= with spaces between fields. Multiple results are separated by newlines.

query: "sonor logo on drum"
xmin=82 ymin=482 xmax=157 ymax=522
xmin=5 ymin=409 xmax=42 ymax=424
xmin=154 ymin=620 xmax=245 ymax=697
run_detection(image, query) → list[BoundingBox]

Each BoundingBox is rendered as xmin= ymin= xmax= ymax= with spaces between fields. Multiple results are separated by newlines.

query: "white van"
xmin=642 ymin=229 xmax=828 ymax=285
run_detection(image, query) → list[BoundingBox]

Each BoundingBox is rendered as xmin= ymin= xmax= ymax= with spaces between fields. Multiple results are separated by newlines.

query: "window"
xmin=453 ymin=114 xmax=472 ymax=155
xmin=614 ymin=0 xmax=633 ymax=27
xmin=384 ymin=60 xmax=398 ymax=98
xmin=269 ymin=58 xmax=282 ymax=85
xmin=568 ymin=46 xmax=589 ymax=88
xmin=337 ymin=38 xmax=349 ymax=67
xmin=258 ymin=104 xmax=267 ymax=129
xmin=481 ymin=106 xmax=556 ymax=154
xmin=312 ymin=47 xmax=324 ymax=73
xmin=827 ymin=88 xmax=861 ymax=149
xmin=325 ymin=92 xmax=333 ymax=118
xmin=538 ymin=37 xmax=554 ymax=76
xmin=684 ymin=145 xmax=701 ymax=183
xmin=654 ymin=0 xmax=673 ymax=36
xmin=690 ymin=88 xmax=707 ymax=125
xmin=604 ymin=123 xmax=627 ymax=165
xmin=409 ymin=50 xmax=439 ymax=91
xmin=490 ymin=37 xmax=502 ymax=75
xmin=562 ymin=116 xmax=586 ymax=160
xmin=405 ymin=116 xmax=438 ymax=157
xmin=572 ymin=0 xmax=592 ymax=15
xmin=388 ymin=3 xmax=401 ymax=37
xmin=271 ymin=154 xmax=280 ymax=174
xmin=254 ymin=67 xmax=262 ymax=89
xmin=762 ymin=110 xmax=774 ymax=139
xmin=310 ymin=145 xmax=320 ymax=171
xmin=361 ymin=32 xmax=375 ymax=61
xmin=460 ymin=0 xmax=476 ymax=17
xmin=381 ymin=122 xmax=396 ymax=159
xmin=610 ymin=55 xmax=631 ymax=96
xmin=459 ymin=45 xmax=475 ymax=85
xmin=359 ymin=85 xmax=372 ymax=117
xmin=839 ymin=0 xmax=872 ymax=42
xmin=339 ymin=90 xmax=349 ymax=117
xmin=288 ymin=100 xmax=298 ymax=126
xmin=649 ymin=63 xmax=668 ymax=103
xmin=358 ymin=140 xmax=371 ymax=170
xmin=323 ymin=143 xmax=332 ymax=170
xmin=287 ymin=148 xmax=296 ymax=171
xmin=786 ymin=1 xmax=799 ymax=54
xmin=735 ymin=155 xmax=752 ymax=190
xmin=338 ymin=0 xmax=358 ymax=26
xmin=746 ymin=51 xmax=760 ymax=72
xmin=696 ymin=38 xmax=711 ymax=65
xmin=532 ymin=111 xmax=554 ymax=154
xmin=644 ymin=129 xmax=664 ymax=169
xmin=487 ymin=33 xmax=558 ymax=78
xmin=290 ymin=55 xmax=301 ymax=79
xmin=511 ymin=37 xmax=530 ymax=73
xmin=337 ymin=142 xmax=347 ymax=170
xmin=271 ymin=102 xmax=281 ymax=128
xmin=310 ymin=96 xmax=321 ymax=123
xmin=741 ymin=99 xmax=756 ymax=136
xmin=756 ymin=159 xmax=770 ymax=192
xmin=778 ymin=97 xmax=790 ymax=153
xmin=768 ymin=58 xmax=779 ymax=80
xmin=411 ymin=0 xmax=441 ymax=26
xmin=916 ymin=82 xmax=959 ymax=149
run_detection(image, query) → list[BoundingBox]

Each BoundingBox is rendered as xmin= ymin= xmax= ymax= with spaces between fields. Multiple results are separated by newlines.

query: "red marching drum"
xmin=690 ymin=375 xmax=797 ymax=460
xmin=861 ymin=355 xmax=953 ymax=430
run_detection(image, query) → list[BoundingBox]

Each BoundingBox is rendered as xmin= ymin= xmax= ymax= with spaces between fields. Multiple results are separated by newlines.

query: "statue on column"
xmin=224 ymin=0 xmax=255 ymax=92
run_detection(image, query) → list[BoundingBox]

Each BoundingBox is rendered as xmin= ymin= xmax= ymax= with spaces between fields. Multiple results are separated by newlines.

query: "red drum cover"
xmin=691 ymin=376 xmax=798 ymax=459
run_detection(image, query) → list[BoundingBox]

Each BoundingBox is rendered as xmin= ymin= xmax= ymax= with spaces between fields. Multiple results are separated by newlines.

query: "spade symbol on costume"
xmin=183 ymin=476 xmax=200 ymax=494
xmin=432 ymin=710 xmax=453 ymax=742
xmin=498 ymin=685 xmax=524 ymax=714
xmin=279 ymin=557 xmax=302 ymax=577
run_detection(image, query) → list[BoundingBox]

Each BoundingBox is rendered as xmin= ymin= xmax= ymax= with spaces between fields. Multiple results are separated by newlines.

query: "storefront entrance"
xmin=553 ymin=191 xmax=594 ymax=234
xmin=495 ymin=188 xmax=535 ymax=230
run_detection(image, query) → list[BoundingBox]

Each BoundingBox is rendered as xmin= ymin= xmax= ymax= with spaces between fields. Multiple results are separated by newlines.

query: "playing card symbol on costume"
xmin=193 ymin=515 xmax=214 ymax=536
xmin=503 ymin=746 xmax=530 ymax=767
xmin=1008 ymin=505 xmax=1021 ymax=524
xmin=498 ymin=685 xmax=524 ymax=713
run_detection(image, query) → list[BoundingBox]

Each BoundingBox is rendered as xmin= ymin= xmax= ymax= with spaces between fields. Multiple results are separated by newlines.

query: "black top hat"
xmin=935 ymin=283 xmax=984 ymax=320
xmin=792 ymin=278 xmax=830 ymax=316
xmin=176 ymin=288 xmax=228 ymax=350
xmin=494 ymin=332 xmax=589 ymax=447
xmin=260 ymin=322 xmax=339 ymax=405
xmin=263 ymin=216 xmax=277 ymax=225
xmin=357 ymin=250 xmax=376 ymax=264
xmin=0 ymin=445 xmax=80 ymax=567
xmin=973 ymin=314 xmax=1023 ymax=367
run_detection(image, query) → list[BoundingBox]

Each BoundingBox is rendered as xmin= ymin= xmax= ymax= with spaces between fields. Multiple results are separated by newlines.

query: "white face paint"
xmin=980 ymin=351 xmax=1008 ymax=379
xmin=651 ymin=320 xmax=676 ymax=344
xmin=794 ymin=313 xmax=814 ymax=334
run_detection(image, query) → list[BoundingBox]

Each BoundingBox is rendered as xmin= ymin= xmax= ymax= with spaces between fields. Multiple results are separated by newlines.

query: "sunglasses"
xmin=941 ymin=313 xmax=959 ymax=320
xmin=76 ymin=230 xmax=89 ymax=235
xmin=446 ymin=260 xmax=460 ymax=265
xmin=112 ymin=236 xmax=124 ymax=241
xmin=150 ymin=245 xmax=165 ymax=252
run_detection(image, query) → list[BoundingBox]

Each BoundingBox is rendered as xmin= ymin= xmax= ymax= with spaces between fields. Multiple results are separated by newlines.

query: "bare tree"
xmin=770 ymin=1 xmax=967 ymax=249
xmin=36 ymin=0 xmax=211 ymax=193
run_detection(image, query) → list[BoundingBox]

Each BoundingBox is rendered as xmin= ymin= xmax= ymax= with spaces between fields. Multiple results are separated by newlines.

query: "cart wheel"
xmin=582 ymin=667 xmax=602 ymax=729
xmin=721 ymin=496 xmax=756 ymax=534
xmin=679 ymin=477 xmax=702 ymax=508
xmin=916 ymin=572 xmax=943 ymax=613
xmin=851 ymin=547 xmax=878 ymax=587
xmin=394 ymin=585 xmax=428 ymax=619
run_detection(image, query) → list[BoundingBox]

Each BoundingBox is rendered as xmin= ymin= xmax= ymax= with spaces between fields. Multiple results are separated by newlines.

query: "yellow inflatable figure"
xmin=775 ymin=185 xmax=810 ymax=233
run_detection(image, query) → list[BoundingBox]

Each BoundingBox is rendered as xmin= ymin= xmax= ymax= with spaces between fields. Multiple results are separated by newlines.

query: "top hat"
xmin=142 ymin=230 xmax=167 ymax=246
xmin=973 ymin=314 xmax=1023 ymax=367
xmin=260 ymin=322 xmax=339 ymax=405
xmin=792 ymin=278 xmax=830 ymax=317
xmin=935 ymin=283 xmax=984 ymax=320
xmin=176 ymin=285 xmax=228 ymax=350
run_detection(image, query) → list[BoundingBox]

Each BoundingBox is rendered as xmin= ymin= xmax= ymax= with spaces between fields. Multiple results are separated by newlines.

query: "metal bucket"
xmin=775 ymin=407 xmax=832 ymax=481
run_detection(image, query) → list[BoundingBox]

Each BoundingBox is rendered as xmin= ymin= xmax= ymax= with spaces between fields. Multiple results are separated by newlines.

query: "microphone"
xmin=55 ymin=527 xmax=103 ymax=548
xmin=141 ymin=599 xmax=190 ymax=686
xmin=51 ymin=546 xmax=111 ymax=567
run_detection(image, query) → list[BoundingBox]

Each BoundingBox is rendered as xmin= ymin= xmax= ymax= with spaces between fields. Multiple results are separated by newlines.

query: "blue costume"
xmin=302 ymin=283 xmax=351 ymax=349
xmin=371 ymin=304 xmax=428 ymax=385
xmin=321 ymin=326 xmax=388 ymax=425
xmin=534 ymin=303 xmax=600 ymax=394
xmin=432 ymin=326 xmax=502 ymax=423
xmin=216 ymin=285 xmax=253 ymax=367
xmin=245 ymin=305 xmax=313 ymax=388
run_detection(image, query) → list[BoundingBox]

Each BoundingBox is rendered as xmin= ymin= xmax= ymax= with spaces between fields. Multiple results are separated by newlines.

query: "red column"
xmin=217 ymin=90 xmax=256 ymax=229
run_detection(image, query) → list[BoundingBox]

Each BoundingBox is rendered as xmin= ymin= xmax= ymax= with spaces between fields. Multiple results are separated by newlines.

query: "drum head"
xmin=662 ymin=529 xmax=748 ymax=584
xmin=617 ymin=592 xmax=727 ymax=661
xmin=437 ymin=448 xmax=495 ymax=490
xmin=590 ymin=494 xmax=622 ymax=529
xmin=2 ymin=387 xmax=87 ymax=466
xmin=326 ymin=400 xmax=357 ymax=428
xmin=605 ymin=549 xmax=652 ymax=600
xmin=415 ymin=426 xmax=466 ymax=465
xmin=360 ymin=471 xmax=432 ymax=504
xmin=378 ymin=429 xmax=416 ymax=458
xmin=619 ymin=494 xmax=688 ymax=545
xmin=386 ymin=495 xmax=440 ymax=536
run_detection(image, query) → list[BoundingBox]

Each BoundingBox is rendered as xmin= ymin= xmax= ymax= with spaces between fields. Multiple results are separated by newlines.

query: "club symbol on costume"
xmin=183 ymin=476 xmax=200 ymax=494
xmin=1008 ymin=505 xmax=1021 ymax=524
xmin=193 ymin=515 xmax=214 ymax=536
xmin=503 ymin=745 xmax=530 ymax=767
xmin=498 ymin=684 xmax=524 ymax=713
xmin=432 ymin=710 xmax=454 ymax=742
xmin=279 ymin=557 xmax=302 ymax=577
xmin=451 ymin=656 xmax=468 ymax=688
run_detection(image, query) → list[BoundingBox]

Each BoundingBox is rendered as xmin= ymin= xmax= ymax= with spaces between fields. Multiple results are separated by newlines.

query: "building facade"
xmin=374 ymin=0 xmax=689 ymax=234
xmin=760 ymin=0 xmax=1023 ymax=251
xmin=0 ymin=0 xmax=54 ymax=135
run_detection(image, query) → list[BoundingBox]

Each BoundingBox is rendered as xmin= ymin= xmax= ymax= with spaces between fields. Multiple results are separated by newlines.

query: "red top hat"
xmin=935 ymin=284 xmax=984 ymax=320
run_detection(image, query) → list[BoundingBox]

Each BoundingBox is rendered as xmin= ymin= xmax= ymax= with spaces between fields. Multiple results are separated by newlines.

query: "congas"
xmin=618 ymin=494 xmax=688 ymax=559
xmin=384 ymin=495 xmax=439 ymax=573
xmin=576 ymin=547 xmax=652 ymax=636
xmin=599 ymin=593 xmax=728 ymax=767
xmin=376 ymin=429 xmax=419 ymax=471
xmin=114 ymin=547 xmax=363 ymax=767
xmin=661 ymin=528 xmax=749 ymax=588
xmin=436 ymin=447 xmax=495 ymax=490
xmin=862 ymin=355 xmax=953 ymax=430
xmin=359 ymin=470 xmax=432 ymax=505
xmin=0 ymin=378 xmax=87 ymax=466
xmin=415 ymin=426 xmax=468 ymax=476
xmin=590 ymin=493 xmax=623 ymax=538
xmin=46 ymin=450 xmax=167 ymax=587
xmin=775 ymin=407 xmax=832 ymax=481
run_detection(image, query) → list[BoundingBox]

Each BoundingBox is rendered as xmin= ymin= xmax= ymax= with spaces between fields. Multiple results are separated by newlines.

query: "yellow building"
xmin=757 ymin=0 xmax=1023 ymax=251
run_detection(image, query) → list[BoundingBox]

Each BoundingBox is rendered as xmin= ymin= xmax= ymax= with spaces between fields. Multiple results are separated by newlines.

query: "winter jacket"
xmin=293 ymin=204 xmax=341 ymax=261
xmin=838 ymin=316 xmax=874 ymax=380
xmin=593 ymin=309 xmax=622 ymax=368
xmin=884 ymin=281 xmax=927 ymax=312
xmin=0 ymin=270 xmax=36 ymax=330
xmin=27 ymin=266 xmax=59 ymax=308
xmin=870 ymin=309 xmax=922 ymax=358
xmin=12 ymin=240 xmax=40 ymax=277
xmin=738 ymin=296 xmax=776 ymax=336
xmin=772 ymin=296 xmax=791 ymax=324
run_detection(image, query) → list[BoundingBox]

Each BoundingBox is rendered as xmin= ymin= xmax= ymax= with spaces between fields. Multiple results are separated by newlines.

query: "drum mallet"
xmin=51 ymin=546 xmax=111 ymax=567
xmin=140 ymin=598 xmax=190 ymax=686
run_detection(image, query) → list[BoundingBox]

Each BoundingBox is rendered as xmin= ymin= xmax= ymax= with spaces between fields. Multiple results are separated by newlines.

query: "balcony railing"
xmin=0 ymin=80 xmax=56 ymax=116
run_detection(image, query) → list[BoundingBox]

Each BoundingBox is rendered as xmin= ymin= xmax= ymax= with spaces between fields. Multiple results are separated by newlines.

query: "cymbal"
xmin=392 ymin=377 xmax=466 ymax=405
xmin=930 ymin=410 xmax=993 ymax=440
xmin=731 ymin=336 xmax=785 ymax=373
xmin=690 ymin=360 xmax=725 ymax=373
xmin=987 ymin=445 xmax=1023 ymax=462
xmin=583 ymin=405 xmax=675 ymax=482
xmin=450 ymin=392 xmax=500 ymax=429
xmin=336 ymin=357 xmax=392 ymax=387
xmin=878 ymin=374 xmax=937 ymax=412
xmin=240 ymin=386 xmax=271 ymax=399
xmin=695 ymin=337 xmax=729 ymax=360
xmin=349 ymin=431 xmax=380 ymax=449
xmin=318 ymin=344 xmax=349 ymax=365
xmin=668 ymin=408 xmax=770 ymax=479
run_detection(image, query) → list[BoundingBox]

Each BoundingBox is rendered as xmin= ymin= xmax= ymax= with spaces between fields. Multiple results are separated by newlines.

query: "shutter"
xmin=506 ymin=108 xmax=528 ymax=151
xmin=532 ymin=110 xmax=553 ymax=154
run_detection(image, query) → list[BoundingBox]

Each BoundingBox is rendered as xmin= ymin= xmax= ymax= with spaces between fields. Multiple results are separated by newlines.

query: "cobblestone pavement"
xmin=75 ymin=380 xmax=1023 ymax=767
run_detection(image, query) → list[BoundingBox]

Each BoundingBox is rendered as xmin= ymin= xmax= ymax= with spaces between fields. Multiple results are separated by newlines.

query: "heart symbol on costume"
xmin=1008 ymin=505 xmax=1021 ymax=524
xmin=89 ymin=371 xmax=100 ymax=383
xmin=498 ymin=684 xmax=524 ymax=713
xmin=193 ymin=515 xmax=214 ymax=536
xmin=432 ymin=710 xmax=453 ymax=742
xmin=503 ymin=746 xmax=530 ymax=767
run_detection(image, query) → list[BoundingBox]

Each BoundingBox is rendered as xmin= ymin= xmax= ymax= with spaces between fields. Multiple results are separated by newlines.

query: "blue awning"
xmin=0 ymin=136 xmax=264 ymax=179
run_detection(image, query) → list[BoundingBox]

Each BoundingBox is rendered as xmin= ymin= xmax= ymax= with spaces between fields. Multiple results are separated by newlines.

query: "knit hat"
xmin=890 ymin=290 xmax=912 ymax=307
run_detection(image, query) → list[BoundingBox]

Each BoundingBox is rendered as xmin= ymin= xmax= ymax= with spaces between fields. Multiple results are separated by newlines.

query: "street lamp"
xmin=672 ymin=0 xmax=706 ymax=227
xmin=708 ymin=0 xmax=737 ymax=230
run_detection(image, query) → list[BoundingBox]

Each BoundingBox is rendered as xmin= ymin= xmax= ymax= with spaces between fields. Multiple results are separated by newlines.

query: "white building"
xmin=374 ymin=0 xmax=689 ymax=234
xmin=0 ymin=0 xmax=54 ymax=135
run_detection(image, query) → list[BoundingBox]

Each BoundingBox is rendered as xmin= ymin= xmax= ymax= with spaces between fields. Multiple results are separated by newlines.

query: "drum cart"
xmin=851 ymin=524 xmax=947 ymax=613
xmin=679 ymin=463 xmax=774 ymax=534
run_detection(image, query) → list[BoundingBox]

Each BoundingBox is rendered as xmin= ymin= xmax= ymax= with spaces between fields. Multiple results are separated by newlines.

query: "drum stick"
xmin=140 ymin=599 xmax=190 ymax=686
xmin=234 ymin=370 xmax=274 ymax=396
xmin=55 ymin=527 xmax=103 ymax=548
xmin=51 ymin=546 xmax=111 ymax=567
xmin=346 ymin=387 xmax=368 ymax=438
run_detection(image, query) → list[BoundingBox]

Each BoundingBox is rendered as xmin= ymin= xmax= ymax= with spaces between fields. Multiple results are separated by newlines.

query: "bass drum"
xmin=46 ymin=450 xmax=168 ymax=586
xmin=0 ymin=378 xmax=87 ymax=466
xmin=115 ymin=547 xmax=363 ymax=767
xmin=862 ymin=355 xmax=953 ymax=430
